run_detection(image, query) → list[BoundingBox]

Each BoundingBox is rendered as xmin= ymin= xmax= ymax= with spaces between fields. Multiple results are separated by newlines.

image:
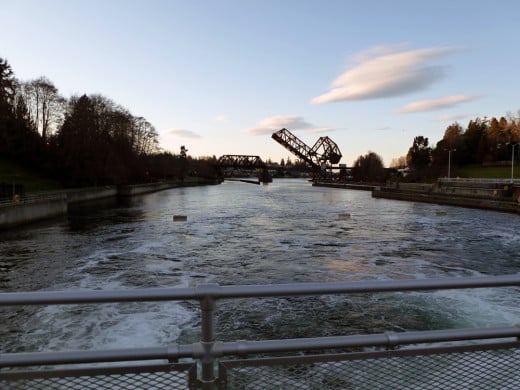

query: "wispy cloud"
xmin=168 ymin=129 xmax=202 ymax=138
xmin=304 ymin=127 xmax=336 ymax=134
xmin=436 ymin=113 xmax=474 ymax=122
xmin=311 ymin=45 xmax=456 ymax=104
xmin=399 ymin=95 xmax=477 ymax=113
xmin=215 ymin=114 xmax=230 ymax=122
xmin=244 ymin=115 xmax=314 ymax=135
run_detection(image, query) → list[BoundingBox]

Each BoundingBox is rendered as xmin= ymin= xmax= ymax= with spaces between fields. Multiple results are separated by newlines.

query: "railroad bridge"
xmin=272 ymin=128 xmax=343 ymax=180
xmin=217 ymin=127 xmax=344 ymax=184
xmin=217 ymin=155 xmax=272 ymax=184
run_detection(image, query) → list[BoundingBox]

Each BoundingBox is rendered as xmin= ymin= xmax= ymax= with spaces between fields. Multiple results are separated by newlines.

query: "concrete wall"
xmin=1 ymin=179 xmax=220 ymax=229
xmin=373 ymin=188 xmax=520 ymax=214
xmin=67 ymin=187 xmax=117 ymax=204
xmin=398 ymin=183 xmax=434 ymax=192
xmin=0 ymin=195 xmax=67 ymax=228
xmin=435 ymin=186 xmax=508 ymax=198
xmin=117 ymin=183 xmax=174 ymax=196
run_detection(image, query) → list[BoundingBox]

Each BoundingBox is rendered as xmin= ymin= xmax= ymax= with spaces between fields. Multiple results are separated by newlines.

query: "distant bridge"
xmin=217 ymin=155 xmax=272 ymax=184
xmin=272 ymin=128 xmax=342 ymax=180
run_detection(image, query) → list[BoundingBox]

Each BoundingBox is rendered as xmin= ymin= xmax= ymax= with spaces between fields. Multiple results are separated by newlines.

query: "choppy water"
xmin=1 ymin=179 xmax=519 ymax=353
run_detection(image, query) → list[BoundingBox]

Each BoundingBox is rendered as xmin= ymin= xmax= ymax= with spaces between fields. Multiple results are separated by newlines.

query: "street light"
xmin=507 ymin=142 xmax=519 ymax=183
xmin=446 ymin=149 xmax=456 ymax=179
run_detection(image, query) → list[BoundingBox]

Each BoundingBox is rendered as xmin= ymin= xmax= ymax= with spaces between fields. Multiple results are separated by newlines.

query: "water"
xmin=1 ymin=179 xmax=520 ymax=353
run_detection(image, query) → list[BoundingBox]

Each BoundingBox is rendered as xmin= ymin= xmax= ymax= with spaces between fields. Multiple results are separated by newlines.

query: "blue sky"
xmin=2 ymin=0 xmax=519 ymax=166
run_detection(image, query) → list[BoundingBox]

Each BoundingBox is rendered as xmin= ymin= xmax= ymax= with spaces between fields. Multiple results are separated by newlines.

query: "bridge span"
xmin=217 ymin=155 xmax=272 ymax=184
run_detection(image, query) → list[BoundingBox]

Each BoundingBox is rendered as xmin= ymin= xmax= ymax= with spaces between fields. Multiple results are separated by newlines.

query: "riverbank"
xmin=0 ymin=178 xmax=220 ymax=229
xmin=314 ymin=179 xmax=520 ymax=215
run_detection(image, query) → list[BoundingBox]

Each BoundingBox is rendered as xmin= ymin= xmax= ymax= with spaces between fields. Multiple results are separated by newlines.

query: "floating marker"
xmin=338 ymin=213 xmax=351 ymax=220
xmin=173 ymin=215 xmax=187 ymax=222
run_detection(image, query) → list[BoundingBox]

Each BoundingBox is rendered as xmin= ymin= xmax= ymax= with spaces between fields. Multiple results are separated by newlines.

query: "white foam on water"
xmin=432 ymin=286 xmax=520 ymax=327
xmin=129 ymin=240 xmax=165 ymax=254
xmin=29 ymin=300 xmax=194 ymax=352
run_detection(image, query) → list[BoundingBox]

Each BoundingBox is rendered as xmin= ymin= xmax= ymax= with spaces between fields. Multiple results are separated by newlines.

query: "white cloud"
xmin=399 ymin=95 xmax=477 ymax=113
xmin=215 ymin=114 xmax=230 ymax=122
xmin=244 ymin=115 xmax=314 ymax=135
xmin=311 ymin=46 xmax=456 ymax=104
xmin=437 ymin=113 xmax=475 ymax=122
xmin=168 ymin=129 xmax=201 ymax=138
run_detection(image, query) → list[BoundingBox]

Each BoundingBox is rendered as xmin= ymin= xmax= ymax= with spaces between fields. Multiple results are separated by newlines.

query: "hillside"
xmin=0 ymin=159 xmax=62 ymax=192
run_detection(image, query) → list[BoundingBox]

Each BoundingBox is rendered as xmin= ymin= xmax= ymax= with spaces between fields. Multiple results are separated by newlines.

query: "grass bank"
xmin=0 ymin=159 xmax=62 ymax=192
xmin=455 ymin=164 xmax=520 ymax=180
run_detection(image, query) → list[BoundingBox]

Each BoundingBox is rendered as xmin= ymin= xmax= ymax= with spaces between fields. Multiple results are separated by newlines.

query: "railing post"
xmin=197 ymin=285 xmax=219 ymax=390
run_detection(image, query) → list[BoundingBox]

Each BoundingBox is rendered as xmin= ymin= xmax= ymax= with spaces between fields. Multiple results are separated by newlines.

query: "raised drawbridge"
xmin=271 ymin=128 xmax=342 ymax=179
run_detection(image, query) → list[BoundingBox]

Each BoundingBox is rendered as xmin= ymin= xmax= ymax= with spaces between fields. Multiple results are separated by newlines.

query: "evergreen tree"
xmin=406 ymin=136 xmax=431 ymax=178
xmin=463 ymin=118 xmax=488 ymax=164
xmin=352 ymin=151 xmax=385 ymax=182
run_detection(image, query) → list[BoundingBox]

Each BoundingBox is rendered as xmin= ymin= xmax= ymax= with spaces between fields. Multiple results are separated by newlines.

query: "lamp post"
xmin=510 ymin=143 xmax=519 ymax=183
xmin=446 ymin=149 xmax=456 ymax=179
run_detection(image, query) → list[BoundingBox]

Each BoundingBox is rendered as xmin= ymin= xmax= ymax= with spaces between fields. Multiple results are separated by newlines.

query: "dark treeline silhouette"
xmin=351 ymin=151 xmax=385 ymax=182
xmin=403 ymin=116 xmax=520 ymax=180
xmin=0 ymin=57 xmax=218 ymax=187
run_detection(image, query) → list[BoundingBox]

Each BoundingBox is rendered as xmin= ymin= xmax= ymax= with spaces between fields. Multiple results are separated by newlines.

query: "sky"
xmin=2 ymin=0 xmax=519 ymax=166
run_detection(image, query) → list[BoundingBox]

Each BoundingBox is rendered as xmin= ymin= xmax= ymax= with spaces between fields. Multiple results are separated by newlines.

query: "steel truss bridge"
xmin=272 ymin=128 xmax=343 ymax=180
xmin=217 ymin=155 xmax=272 ymax=183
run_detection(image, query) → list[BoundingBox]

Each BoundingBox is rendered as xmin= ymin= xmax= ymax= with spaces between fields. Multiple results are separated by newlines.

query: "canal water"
xmin=1 ymin=179 xmax=519 ymax=353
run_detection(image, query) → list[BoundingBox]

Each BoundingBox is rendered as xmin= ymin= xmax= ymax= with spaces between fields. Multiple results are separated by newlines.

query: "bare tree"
xmin=24 ymin=77 xmax=65 ymax=141
xmin=133 ymin=116 xmax=159 ymax=155
xmin=390 ymin=156 xmax=407 ymax=168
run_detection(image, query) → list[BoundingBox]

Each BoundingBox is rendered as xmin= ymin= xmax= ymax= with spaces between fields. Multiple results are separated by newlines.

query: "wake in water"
xmin=1 ymin=180 xmax=519 ymax=353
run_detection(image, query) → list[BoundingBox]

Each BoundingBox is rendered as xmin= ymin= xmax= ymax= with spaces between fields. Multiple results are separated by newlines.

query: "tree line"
xmin=403 ymin=116 xmax=520 ymax=180
xmin=0 ymin=57 xmax=218 ymax=188
xmin=349 ymin=114 xmax=520 ymax=183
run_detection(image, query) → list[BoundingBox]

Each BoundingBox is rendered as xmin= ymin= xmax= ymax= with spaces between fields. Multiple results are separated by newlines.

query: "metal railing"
xmin=1 ymin=275 xmax=520 ymax=389
xmin=439 ymin=177 xmax=520 ymax=185
xmin=0 ymin=191 xmax=66 ymax=207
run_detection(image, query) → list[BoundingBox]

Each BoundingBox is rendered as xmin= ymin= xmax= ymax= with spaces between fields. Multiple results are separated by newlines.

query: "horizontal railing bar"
xmin=0 ymin=362 xmax=195 ymax=380
xmin=439 ymin=178 xmax=520 ymax=184
xmin=1 ymin=275 xmax=520 ymax=306
xmin=219 ymin=341 xmax=520 ymax=368
xmin=218 ymin=326 xmax=520 ymax=355
xmin=0 ymin=287 xmax=199 ymax=305
xmin=0 ymin=345 xmax=194 ymax=367
xmin=2 ymin=326 xmax=519 ymax=367
xmin=213 ymin=274 xmax=520 ymax=298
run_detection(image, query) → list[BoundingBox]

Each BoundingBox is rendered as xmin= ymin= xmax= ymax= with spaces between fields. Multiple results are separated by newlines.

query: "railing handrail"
xmin=3 ymin=274 xmax=520 ymax=389
xmin=438 ymin=178 xmax=520 ymax=184
xmin=2 ymin=274 xmax=520 ymax=306
xmin=2 ymin=326 xmax=519 ymax=368
xmin=0 ymin=192 xmax=66 ymax=207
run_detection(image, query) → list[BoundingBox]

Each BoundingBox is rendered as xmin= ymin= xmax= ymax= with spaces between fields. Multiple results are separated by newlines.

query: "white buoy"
xmin=173 ymin=215 xmax=187 ymax=222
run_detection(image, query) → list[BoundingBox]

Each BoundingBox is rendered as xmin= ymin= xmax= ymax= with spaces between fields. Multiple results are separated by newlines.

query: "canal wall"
xmin=118 ymin=182 xmax=177 ymax=196
xmin=0 ymin=179 xmax=220 ymax=229
xmin=312 ymin=182 xmax=376 ymax=191
xmin=314 ymin=180 xmax=520 ymax=214
xmin=372 ymin=187 xmax=520 ymax=214
xmin=67 ymin=186 xmax=118 ymax=204
xmin=0 ymin=194 xmax=67 ymax=229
